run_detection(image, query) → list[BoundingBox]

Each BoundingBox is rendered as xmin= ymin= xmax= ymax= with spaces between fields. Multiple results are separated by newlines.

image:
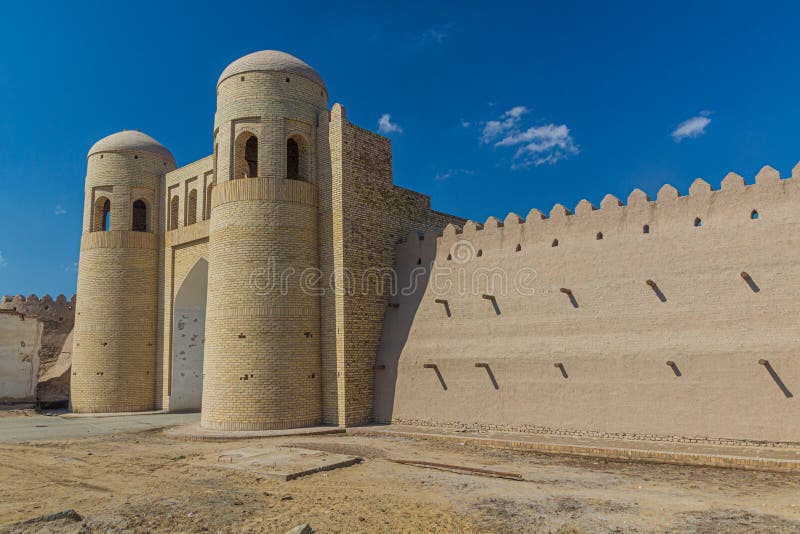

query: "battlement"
xmin=398 ymin=164 xmax=800 ymax=259
xmin=0 ymin=294 xmax=77 ymax=323
xmin=380 ymin=161 xmax=800 ymax=444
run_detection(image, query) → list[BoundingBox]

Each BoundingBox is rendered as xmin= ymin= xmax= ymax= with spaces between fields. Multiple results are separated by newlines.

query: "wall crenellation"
xmin=378 ymin=160 xmax=800 ymax=444
xmin=407 ymin=164 xmax=800 ymax=258
xmin=0 ymin=294 xmax=77 ymax=323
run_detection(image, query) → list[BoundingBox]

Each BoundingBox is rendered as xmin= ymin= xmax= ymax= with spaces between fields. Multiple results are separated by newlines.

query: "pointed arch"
xmin=205 ymin=183 xmax=214 ymax=220
xmin=132 ymin=199 xmax=148 ymax=232
xmin=171 ymin=258 xmax=208 ymax=412
xmin=169 ymin=195 xmax=179 ymax=230
xmin=187 ymin=189 xmax=197 ymax=226
xmin=234 ymin=131 xmax=258 ymax=179
xmin=286 ymin=134 xmax=308 ymax=181
xmin=94 ymin=197 xmax=111 ymax=232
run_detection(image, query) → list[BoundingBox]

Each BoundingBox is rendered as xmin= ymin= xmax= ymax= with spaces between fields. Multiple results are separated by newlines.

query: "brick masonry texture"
xmin=71 ymin=54 xmax=460 ymax=429
xmin=73 ymin=148 xmax=175 ymax=413
xmin=71 ymin=51 xmax=800 ymax=447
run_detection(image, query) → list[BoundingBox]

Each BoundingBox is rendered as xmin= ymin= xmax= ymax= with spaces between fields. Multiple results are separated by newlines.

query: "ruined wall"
xmin=0 ymin=294 xmax=75 ymax=405
xmin=327 ymin=105 xmax=466 ymax=426
xmin=375 ymin=165 xmax=800 ymax=444
xmin=0 ymin=311 xmax=42 ymax=403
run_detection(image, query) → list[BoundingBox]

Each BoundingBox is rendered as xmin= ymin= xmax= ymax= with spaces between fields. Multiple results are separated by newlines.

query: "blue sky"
xmin=1 ymin=0 xmax=798 ymax=296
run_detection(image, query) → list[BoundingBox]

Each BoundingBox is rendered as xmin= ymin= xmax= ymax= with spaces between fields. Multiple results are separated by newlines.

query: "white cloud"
xmin=481 ymin=106 xmax=578 ymax=168
xmin=481 ymin=106 xmax=529 ymax=144
xmin=0 ymin=251 xmax=7 ymax=268
xmin=378 ymin=113 xmax=403 ymax=134
xmin=416 ymin=24 xmax=453 ymax=46
xmin=672 ymin=112 xmax=712 ymax=141
xmin=435 ymin=168 xmax=474 ymax=181
xmin=54 ymin=205 xmax=67 ymax=215
xmin=459 ymin=118 xmax=471 ymax=128
xmin=64 ymin=261 xmax=78 ymax=272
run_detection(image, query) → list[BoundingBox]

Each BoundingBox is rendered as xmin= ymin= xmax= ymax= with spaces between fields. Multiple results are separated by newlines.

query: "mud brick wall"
xmin=376 ymin=166 xmax=800 ymax=444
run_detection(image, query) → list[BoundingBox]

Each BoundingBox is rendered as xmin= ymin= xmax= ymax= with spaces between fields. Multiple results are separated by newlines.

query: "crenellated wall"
xmin=375 ymin=164 xmax=800 ymax=444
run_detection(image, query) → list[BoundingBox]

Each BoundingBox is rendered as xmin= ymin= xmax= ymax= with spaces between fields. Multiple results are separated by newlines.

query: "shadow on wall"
xmin=373 ymin=232 xmax=436 ymax=423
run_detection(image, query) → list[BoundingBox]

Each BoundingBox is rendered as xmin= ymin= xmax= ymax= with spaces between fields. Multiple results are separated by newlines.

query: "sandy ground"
xmin=1 ymin=425 xmax=800 ymax=533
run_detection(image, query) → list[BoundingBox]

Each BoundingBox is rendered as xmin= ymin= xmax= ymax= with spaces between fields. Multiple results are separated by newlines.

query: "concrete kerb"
xmin=348 ymin=425 xmax=800 ymax=474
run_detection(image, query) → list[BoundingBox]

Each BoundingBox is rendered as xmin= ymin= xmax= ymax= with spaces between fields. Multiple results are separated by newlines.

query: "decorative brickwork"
xmin=70 ymin=51 xmax=800 ymax=445
xmin=72 ymin=138 xmax=175 ymax=413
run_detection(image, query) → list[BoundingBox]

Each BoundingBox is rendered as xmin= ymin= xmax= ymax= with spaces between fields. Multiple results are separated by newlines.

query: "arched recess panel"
xmin=170 ymin=258 xmax=208 ymax=412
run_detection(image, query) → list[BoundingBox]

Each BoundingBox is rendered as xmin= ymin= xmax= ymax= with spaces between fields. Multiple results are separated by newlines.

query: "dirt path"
xmin=1 ymin=428 xmax=800 ymax=532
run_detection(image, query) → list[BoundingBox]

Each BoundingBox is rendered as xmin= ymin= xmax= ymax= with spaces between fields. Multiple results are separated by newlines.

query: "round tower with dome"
xmin=72 ymin=131 xmax=176 ymax=413
xmin=70 ymin=49 xmax=461 ymax=429
xmin=201 ymin=50 xmax=327 ymax=430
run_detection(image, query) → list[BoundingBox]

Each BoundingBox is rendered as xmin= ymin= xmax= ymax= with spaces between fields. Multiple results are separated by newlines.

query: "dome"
xmin=217 ymin=50 xmax=324 ymax=88
xmin=88 ymin=130 xmax=174 ymax=161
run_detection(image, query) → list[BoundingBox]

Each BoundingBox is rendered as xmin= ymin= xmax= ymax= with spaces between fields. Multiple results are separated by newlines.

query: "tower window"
xmin=596 ymin=232 xmax=603 ymax=240
xmin=245 ymin=136 xmax=258 ymax=178
xmin=552 ymin=238 xmax=559 ymax=247
xmin=515 ymin=244 xmax=522 ymax=252
xmin=131 ymin=199 xmax=147 ymax=232
xmin=751 ymin=210 xmax=759 ymax=220
xmin=187 ymin=190 xmax=197 ymax=226
xmin=643 ymin=224 xmax=650 ymax=234
xmin=287 ymin=138 xmax=300 ymax=180
xmin=694 ymin=217 xmax=702 ymax=228
xmin=476 ymin=249 xmax=483 ymax=257
xmin=234 ymin=132 xmax=258 ymax=179
xmin=94 ymin=197 xmax=111 ymax=232
xmin=169 ymin=195 xmax=179 ymax=230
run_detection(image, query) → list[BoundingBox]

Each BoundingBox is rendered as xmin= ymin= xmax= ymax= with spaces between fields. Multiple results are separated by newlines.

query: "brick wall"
xmin=328 ymin=106 xmax=465 ymax=426
xmin=72 ymin=147 xmax=174 ymax=413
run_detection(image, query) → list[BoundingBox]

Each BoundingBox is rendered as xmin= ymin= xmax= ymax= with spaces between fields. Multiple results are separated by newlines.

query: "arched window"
xmin=476 ymin=249 xmax=483 ymax=257
xmin=694 ymin=217 xmax=702 ymax=228
xmin=169 ymin=195 xmax=179 ymax=231
xmin=751 ymin=209 xmax=759 ymax=220
xmin=132 ymin=199 xmax=147 ymax=232
xmin=515 ymin=244 xmax=522 ymax=252
xmin=245 ymin=137 xmax=258 ymax=177
xmin=94 ymin=197 xmax=111 ymax=232
xmin=551 ymin=238 xmax=559 ymax=247
xmin=187 ymin=190 xmax=197 ymax=226
xmin=596 ymin=232 xmax=604 ymax=240
xmin=287 ymin=138 xmax=300 ymax=180
xmin=205 ymin=183 xmax=214 ymax=220
xmin=643 ymin=224 xmax=650 ymax=234
xmin=234 ymin=132 xmax=258 ymax=179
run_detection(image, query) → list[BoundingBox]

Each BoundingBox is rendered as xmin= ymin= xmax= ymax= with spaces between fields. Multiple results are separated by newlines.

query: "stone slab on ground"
xmin=164 ymin=422 xmax=345 ymax=441
xmin=204 ymin=445 xmax=361 ymax=481
xmin=349 ymin=424 xmax=800 ymax=473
